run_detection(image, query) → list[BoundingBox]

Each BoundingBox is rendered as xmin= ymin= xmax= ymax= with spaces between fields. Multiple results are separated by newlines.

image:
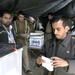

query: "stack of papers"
xmin=41 ymin=56 xmax=53 ymax=71
xmin=30 ymin=33 xmax=44 ymax=36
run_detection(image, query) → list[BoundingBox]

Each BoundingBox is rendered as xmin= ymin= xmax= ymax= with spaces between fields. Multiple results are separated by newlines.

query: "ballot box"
xmin=29 ymin=33 xmax=44 ymax=49
xmin=0 ymin=43 xmax=23 ymax=75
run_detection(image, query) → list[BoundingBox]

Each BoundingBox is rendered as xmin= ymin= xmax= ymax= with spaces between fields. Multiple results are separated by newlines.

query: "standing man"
xmin=14 ymin=11 xmax=32 ymax=75
xmin=0 ymin=11 xmax=16 ymax=43
xmin=36 ymin=16 xmax=75 ymax=75
xmin=45 ymin=12 xmax=54 ymax=41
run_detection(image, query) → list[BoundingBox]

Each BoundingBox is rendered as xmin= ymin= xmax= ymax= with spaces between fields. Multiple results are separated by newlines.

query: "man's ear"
xmin=65 ymin=26 xmax=70 ymax=32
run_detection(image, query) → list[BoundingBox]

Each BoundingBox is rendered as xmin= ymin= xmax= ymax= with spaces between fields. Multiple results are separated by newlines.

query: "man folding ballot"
xmin=36 ymin=16 xmax=75 ymax=75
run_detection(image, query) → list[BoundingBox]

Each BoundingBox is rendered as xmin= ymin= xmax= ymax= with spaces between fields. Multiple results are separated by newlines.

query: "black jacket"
xmin=0 ymin=22 xmax=16 ymax=43
xmin=40 ymin=34 xmax=75 ymax=75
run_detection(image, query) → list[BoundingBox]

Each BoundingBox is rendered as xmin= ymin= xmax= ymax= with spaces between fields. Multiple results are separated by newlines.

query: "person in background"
xmin=27 ymin=16 xmax=35 ymax=32
xmin=28 ymin=16 xmax=44 ymax=33
xmin=45 ymin=12 xmax=54 ymax=41
xmin=14 ymin=11 xmax=32 ymax=75
xmin=0 ymin=10 xmax=16 ymax=43
xmin=36 ymin=17 xmax=44 ymax=32
xmin=36 ymin=16 xmax=75 ymax=75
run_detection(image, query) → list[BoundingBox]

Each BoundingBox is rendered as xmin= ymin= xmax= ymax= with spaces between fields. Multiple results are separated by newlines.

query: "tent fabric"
xmin=0 ymin=0 xmax=75 ymax=17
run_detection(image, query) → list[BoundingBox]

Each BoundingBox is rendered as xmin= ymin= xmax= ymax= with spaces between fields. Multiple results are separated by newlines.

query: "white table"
xmin=0 ymin=47 xmax=23 ymax=75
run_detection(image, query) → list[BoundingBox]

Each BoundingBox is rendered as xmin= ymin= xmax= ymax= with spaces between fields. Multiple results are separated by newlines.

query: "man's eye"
xmin=4 ymin=17 xmax=7 ymax=19
xmin=57 ymin=29 xmax=60 ymax=31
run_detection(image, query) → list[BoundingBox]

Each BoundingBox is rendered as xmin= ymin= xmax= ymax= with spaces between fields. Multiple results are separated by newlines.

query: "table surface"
xmin=0 ymin=43 xmax=23 ymax=57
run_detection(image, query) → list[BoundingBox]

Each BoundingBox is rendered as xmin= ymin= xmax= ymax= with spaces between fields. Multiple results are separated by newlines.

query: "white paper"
xmin=41 ymin=56 xmax=53 ymax=71
xmin=30 ymin=33 xmax=44 ymax=36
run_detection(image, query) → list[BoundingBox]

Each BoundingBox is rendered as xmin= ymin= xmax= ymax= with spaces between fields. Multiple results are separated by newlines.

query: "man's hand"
xmin=51 ymin=57 xmax=69 ymax=68
xmin=36 ymin=57 xmax=45 ymax=65
xmin=21 ymin=34 xmax=29 ymax=38
xmin=21 ymin=34 xmax=25 ymax=38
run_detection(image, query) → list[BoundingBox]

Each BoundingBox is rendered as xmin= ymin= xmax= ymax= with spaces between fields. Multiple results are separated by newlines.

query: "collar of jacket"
xmin=0 ymin=23 xmax=6 ymax=30
xmin=50 ymin=34 xmax=71 ymax=48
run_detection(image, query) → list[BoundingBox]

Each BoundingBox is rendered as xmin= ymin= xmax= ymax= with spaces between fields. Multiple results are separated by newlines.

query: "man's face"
xmin=48 ymin=15 xmax=53 ymax=20
xmin=18 ymin=14 xmax=24 ymax=22
xmin=52 ymin=20 xmax=69 ymax=40
xmin=29 ymin=20 xmax=34 ymax=25
xmin=2 ymin=13 xmax=12 ymax=27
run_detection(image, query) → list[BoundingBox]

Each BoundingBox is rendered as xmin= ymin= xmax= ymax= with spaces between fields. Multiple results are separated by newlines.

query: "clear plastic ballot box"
xmin=0 ymin=43 xmax=23 ymax=75
xmin=29 ymin=33 xmax=44 ymax=49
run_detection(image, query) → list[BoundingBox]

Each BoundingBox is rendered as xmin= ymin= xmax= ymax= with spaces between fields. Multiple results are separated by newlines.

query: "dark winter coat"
xmin=40 ymin=34 xmax=75 ymax=75
xmin=0 ymin=22 xmax=16 ymax=43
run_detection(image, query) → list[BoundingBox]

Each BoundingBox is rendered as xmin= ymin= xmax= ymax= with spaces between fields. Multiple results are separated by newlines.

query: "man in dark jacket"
xmin=36 ymin=16 xmax=75 ymax=75
xmin=0 ymin=11 xmax=16 ymax=43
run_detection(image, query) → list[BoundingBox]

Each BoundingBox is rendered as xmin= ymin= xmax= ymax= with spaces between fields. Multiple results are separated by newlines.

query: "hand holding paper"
xmin=41 ymin=56 xmax=53 ymax=71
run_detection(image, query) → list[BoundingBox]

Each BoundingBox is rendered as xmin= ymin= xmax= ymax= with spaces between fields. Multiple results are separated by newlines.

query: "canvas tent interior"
xmin=0 ymin=0 xmax=75 ymax=29
xmin=0 ymin=0 xmax=75 ymax=17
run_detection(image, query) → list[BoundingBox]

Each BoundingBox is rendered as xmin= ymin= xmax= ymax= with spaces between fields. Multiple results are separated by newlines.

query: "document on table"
xmin=41 ymin=56 xmax=53 ymax=71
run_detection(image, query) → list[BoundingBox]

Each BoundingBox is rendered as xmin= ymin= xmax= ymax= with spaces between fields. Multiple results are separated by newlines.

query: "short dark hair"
xmin=17 ymin=10 xmax=25 ymax=16
xmin=2 ymin=10 xmax=13 ymax=17
xmin=51 ymin=16 xmax=70 ymax=27
xmin=47 ymin=12 xmax=53 ymax=16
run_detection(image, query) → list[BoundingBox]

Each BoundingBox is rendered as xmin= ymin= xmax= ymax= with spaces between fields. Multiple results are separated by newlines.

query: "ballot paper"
xmin=41 ymin=56 xmax=53 ymax=71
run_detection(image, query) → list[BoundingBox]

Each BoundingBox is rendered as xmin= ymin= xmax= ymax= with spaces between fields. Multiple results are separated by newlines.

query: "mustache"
xmin=55 ymin=34 xmax=59 ymax=36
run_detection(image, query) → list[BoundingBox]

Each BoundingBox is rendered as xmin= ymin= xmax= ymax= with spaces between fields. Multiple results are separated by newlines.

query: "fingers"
xmin=53 ymin=62 xmax=60 ymax=68
xmin=36 ymin=57 xmax=45 ymax=65
xmin=51 ymin=56 xmax=60 ymax=60
xmin=51 ymin=57 xmax=69 ymax=68
xmin=52 ymin=59 xmax=61 ymax=68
